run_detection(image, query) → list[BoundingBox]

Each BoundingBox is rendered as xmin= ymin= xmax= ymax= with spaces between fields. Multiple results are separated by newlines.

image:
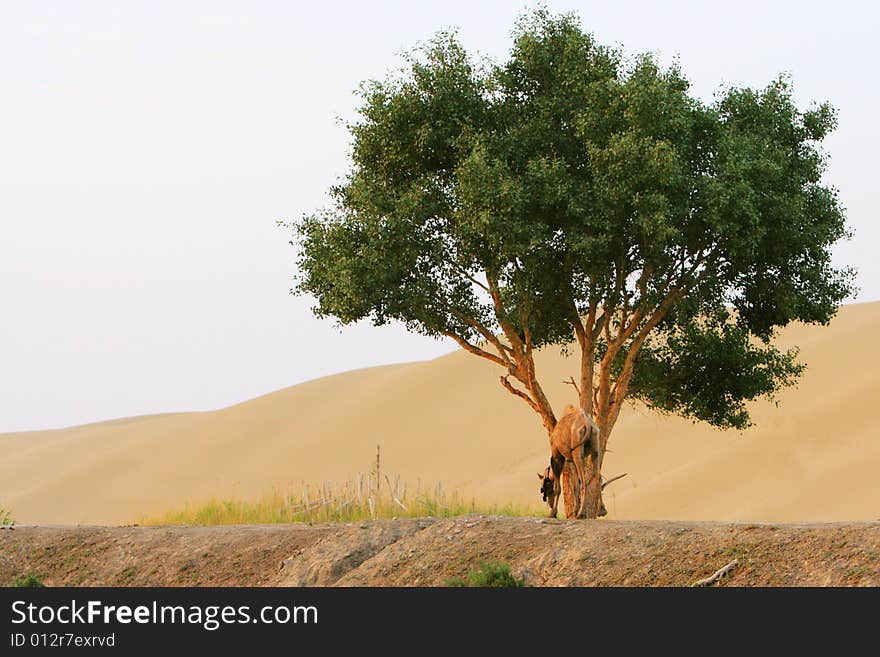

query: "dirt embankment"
xmin=2 ymin=517 xmax=878 ymax=587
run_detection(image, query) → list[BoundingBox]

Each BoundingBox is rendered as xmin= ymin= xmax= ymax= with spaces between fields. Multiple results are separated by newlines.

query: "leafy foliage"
xmin=293 ymin=8 xmax=854 ymax=432
xmin=625 ymin=309 xmax=805 ymax=429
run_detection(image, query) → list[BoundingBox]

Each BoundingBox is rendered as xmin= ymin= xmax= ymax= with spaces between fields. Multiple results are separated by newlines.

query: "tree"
xmin=292 ymin=9 xmax=855 ymax=518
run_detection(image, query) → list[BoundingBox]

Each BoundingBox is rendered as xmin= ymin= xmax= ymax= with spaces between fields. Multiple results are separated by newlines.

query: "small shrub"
xmin=12 ymin=574 xmax=44 ymax=588
xmin=0 ymin=508 xmax=14 ymax=527
xmin=445 ymin=561 xmax=528 ymax=588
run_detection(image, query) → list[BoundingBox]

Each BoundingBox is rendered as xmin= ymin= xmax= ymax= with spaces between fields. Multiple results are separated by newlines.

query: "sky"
xmin=1 ymin=0 xmax=877 ymax=431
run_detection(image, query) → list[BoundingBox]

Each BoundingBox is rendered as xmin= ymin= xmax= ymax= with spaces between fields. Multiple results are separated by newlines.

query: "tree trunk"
xmin=558 ymin=409 xmax=612 ymax=519
xmin=561 ymin=459 xmax=604 ymax=519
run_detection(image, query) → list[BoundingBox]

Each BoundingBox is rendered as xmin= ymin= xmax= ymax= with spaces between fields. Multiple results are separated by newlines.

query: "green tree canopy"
xmin=293 ymin=9 xmax=855 ymax=516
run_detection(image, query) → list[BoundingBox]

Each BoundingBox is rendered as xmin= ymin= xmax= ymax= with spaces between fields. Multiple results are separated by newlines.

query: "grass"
xmin=445 ymin=561 xmax=528 ymax=587
xmin=116 ymin=566 xmax=138 ymax=585
xmin=141 ymin=473 xmax=543 ymax=526
xmin=11 ymin=574 xmax=44 ymax=588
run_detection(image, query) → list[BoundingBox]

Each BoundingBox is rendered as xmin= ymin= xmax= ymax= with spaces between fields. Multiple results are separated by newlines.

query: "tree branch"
xmin=521 ymin=301 xmax=534 ymax=367
xmin=591 ymin=310 xmax=608 ymax=342
xmin=499 ymin=375 xmax=541 ymax=414
xmin=566 ymin=287 xmax=596 ymax=413
xmin=443 ymin=332 xmax=507 ymax=369
xmin=485 ymin=274 xmax=557 ymax=433
xmin=601 ymin=473 xmax=627 ymax=490
xmin=487 ymin=275 xmax=526 ymax=358
xmin=600 ymin=249 xmax=717 ymax=438
xmin=450 ymin=310 xmax=514 ymax=368
xmin=448 ymin=260 xmax=489 ymax=292
xmin=691 ymin=559 xmax=738 ymax=587
xmin=607 ymin=294 xmax=679 ymax=428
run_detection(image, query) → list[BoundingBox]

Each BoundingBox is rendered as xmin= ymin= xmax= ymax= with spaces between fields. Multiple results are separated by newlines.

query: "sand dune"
xmin=2 ymin=302 xmax=879 ymax=525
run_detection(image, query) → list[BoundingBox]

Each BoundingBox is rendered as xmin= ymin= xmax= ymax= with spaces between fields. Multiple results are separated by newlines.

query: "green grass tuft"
xmin=11 ymin=574 xmax=44 ymax=588
xmin=445 ymin=561 xmax=528 ymax=587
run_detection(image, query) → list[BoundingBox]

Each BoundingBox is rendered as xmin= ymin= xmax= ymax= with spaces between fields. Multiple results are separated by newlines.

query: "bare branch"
xmin=580 ymin=298 xmax=598 ymax=414
xmin=563 ymin=376 xmax=580 ymax=396
xmin=691 ymin=559 xmax=739 ymax=587
xmin=499 ymin=375 xmax=541 ymax=414
xmin=606 ymin=295 xmax=678 ymax=426
xmin=487 ymin=276 xmax=526 ymax=357
xmin=569 ymin=303 xmax=585 ymax=347
xmin=521 ymin=301 xmax=534 ymax=365
xmin=443 ymin=332 xmax=507 ymax=369
xmin=482 ymin=274 xmax=557 ymax=433
xmin=448 ymin=260 xmax=489 ymax=292
xmin=586 ymin=297 xmax=597 ymax=340
xmin=450 ymin=310 xmax=514 ymax=367
xmin=601 ymin=473 xmax=627 ymax=490
xmin=591 ymin=310 xmax=608 ymax=342
xmin=636 ymin=263 xmax=653 ymax=298
xmin=610 ymin=254 xmax=713 ymax=413
xmin=616 ymin=307 xmax=646 ymax=347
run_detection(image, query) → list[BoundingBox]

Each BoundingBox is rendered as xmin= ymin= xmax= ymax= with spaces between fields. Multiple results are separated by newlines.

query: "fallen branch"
xmin=601 ymin=473 xmax=627 ymax=490
xmin=691 ymin=559 xmax=738 ymax=587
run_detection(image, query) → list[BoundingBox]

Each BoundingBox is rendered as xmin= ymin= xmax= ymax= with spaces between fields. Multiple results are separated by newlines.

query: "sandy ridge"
xmin=2 ymin=302 xmax=879 ymax=524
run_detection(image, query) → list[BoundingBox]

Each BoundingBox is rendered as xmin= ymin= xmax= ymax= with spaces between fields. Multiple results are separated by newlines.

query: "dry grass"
xmin=142 ymin=473 xmax=542 ymax=526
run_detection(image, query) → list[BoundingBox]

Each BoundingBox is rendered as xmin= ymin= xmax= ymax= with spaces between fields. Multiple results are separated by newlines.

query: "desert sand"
xmin=1 ymin=301 xmax=878 ymax=525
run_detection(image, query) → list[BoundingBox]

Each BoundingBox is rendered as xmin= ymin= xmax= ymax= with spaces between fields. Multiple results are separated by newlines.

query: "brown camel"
xmin=539 ymin=466 xmax=611 ymax=518
xmin=538 ymin=405 xmax=602 ymax=518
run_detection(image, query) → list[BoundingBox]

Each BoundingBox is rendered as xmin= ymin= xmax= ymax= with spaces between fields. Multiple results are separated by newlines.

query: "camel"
xmin=538 ymin=404 xmax=602 ymax=518
xmin=539 ymin=466 xmax=612 ymax=518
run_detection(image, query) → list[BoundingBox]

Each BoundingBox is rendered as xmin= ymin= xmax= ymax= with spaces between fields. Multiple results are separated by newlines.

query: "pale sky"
xmin=1 ymin=1 xmax=877 ymax=432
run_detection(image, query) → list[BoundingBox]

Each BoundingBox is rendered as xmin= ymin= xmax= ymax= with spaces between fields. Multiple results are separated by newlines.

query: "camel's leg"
xmin=548 ymin=475 xmax=560 ymax=518
xmin=548 ymin=451 xmax=564 ymax=518
xmin=552 ymin=478 xmax=562 ymax=518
